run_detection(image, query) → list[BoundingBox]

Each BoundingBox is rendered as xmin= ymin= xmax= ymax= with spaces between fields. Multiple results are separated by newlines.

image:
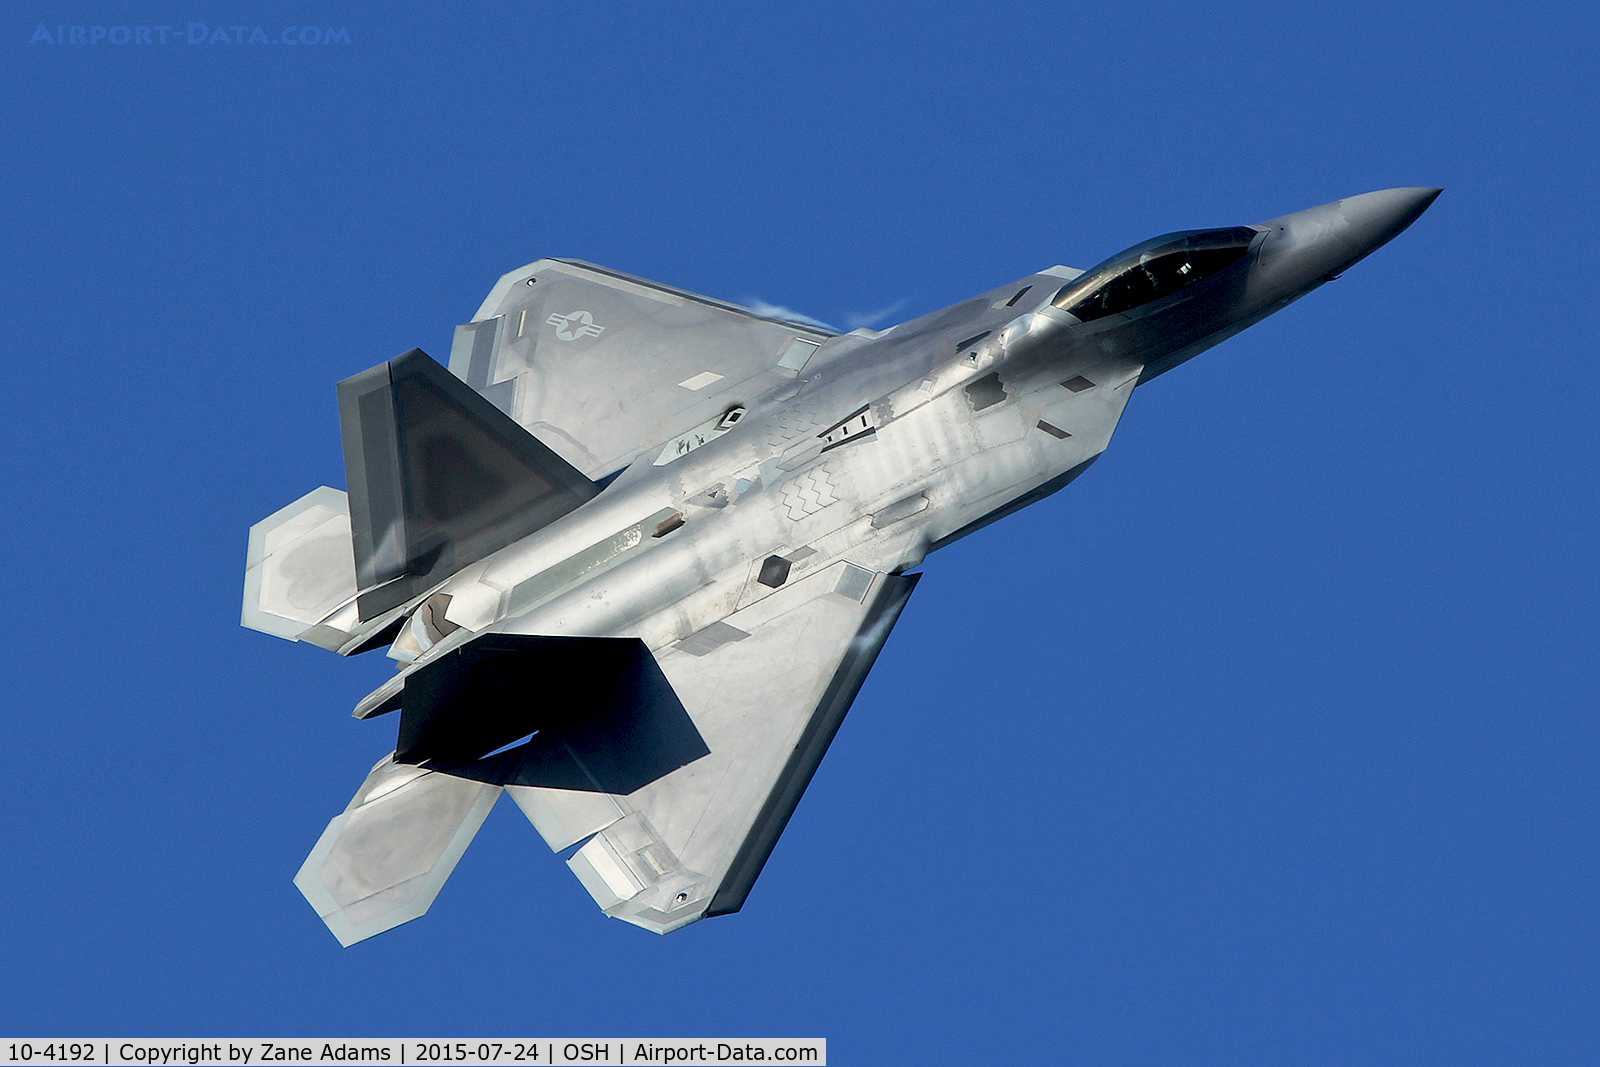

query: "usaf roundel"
xmin=547 ymin=310 xmax=606 ymax=341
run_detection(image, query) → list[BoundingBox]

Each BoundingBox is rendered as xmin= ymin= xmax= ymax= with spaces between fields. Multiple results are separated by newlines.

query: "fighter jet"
xmin=243 ymin=187 xmax=1439 ymax=945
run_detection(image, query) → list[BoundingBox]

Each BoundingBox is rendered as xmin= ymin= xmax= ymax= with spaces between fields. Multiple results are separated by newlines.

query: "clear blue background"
xmin=4 ymin=2 xmax=1596 ymax=1062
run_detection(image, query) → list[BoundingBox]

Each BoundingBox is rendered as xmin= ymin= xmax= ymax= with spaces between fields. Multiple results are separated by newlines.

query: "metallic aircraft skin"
xmin=243 ymin=188 xmax=1439 ymax=945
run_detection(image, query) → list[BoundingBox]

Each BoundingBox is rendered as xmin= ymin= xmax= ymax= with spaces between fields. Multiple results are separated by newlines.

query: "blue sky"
xmin=4 ymin=1 xmax=1597 ymax=1062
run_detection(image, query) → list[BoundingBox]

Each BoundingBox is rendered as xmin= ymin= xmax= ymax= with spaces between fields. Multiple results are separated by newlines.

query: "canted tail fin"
xmin=338 ymin=348 xmax=600 ymax=620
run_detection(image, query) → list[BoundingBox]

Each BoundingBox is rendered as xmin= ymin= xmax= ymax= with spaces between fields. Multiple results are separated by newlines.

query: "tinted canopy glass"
xmin=1051 ymin=226 xmax=1258 ymax=323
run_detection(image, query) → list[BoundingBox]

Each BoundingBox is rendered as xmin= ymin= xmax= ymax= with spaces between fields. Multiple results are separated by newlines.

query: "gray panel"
xmin=449 ymin=318 xmax=502 ymax=390
xmin=929 ymin=456 xmax=1101 ymax=552
xmin=965 ymin=372 xmax=1007 ymax=411
xmin=507 ymin=785 xmax=625 ymax=852
xmin=673 ymin=621 xmax=751 ymax=657
xmin=294 ymin=759 xmax=500 ymax=946
xmin=449 ymin=319 xmax=516 ymax=416
xmin=502 ymin=507 xmax=680 ymax=619
xmin=870 ymin=492 xmax=930 ymax=530
xmin=242 ymin=486 xmax=358 ymax=642
xmin=776 ymin=337 xmax=820 ymax=372
xmin=469 ymin=319 xmax=500 ymax=386
xmin=1003 ymin=285 xmax=1033 ymax=307
xmin=833 ymin=563 xmax=874 ymax=603
xmin=480 ymin=378 xmax=515 ymax=417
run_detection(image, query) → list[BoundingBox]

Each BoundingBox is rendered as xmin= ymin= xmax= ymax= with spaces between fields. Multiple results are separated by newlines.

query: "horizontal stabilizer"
xmin=294 ymin=756 xmax=501 ymax=946
xmin=242 ymin=486 xmax=364 ymax=651
xmin=338 ymin=348 xmax=600 ymax=620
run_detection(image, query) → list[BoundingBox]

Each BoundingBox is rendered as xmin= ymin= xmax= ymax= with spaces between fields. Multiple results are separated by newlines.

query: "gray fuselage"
xmin=397 ymin=188 xmax=1439 ymax=676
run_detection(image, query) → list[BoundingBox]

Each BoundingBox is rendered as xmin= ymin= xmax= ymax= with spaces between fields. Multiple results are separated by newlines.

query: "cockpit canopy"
xmin=1051 ymin=226 xmax=1260 ymax=323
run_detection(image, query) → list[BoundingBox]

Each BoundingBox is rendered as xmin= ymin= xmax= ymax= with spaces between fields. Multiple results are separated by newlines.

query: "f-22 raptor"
xmin=243 ymin=188 xmax=1439 ymax=944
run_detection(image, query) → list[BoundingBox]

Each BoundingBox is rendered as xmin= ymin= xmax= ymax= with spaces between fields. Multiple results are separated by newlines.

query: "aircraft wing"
xmin=294 ymin=556 xmax=918 ymax=943
xmin=450 ymin=259 xmax=837 ymax=478
xmin=501 ymin=560 xmax=919 ymax=933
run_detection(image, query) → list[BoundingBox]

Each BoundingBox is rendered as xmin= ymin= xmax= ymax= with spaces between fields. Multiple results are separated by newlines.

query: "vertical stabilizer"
xmin=338 ymin=348 xmax=600 ymax=619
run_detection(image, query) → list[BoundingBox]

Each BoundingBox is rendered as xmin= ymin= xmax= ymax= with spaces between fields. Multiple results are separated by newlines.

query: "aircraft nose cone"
xmin=1337 ymin=187 xmax=1442 ymax=256
xmin=1254 ymin=186 xmax=1441 ymax=288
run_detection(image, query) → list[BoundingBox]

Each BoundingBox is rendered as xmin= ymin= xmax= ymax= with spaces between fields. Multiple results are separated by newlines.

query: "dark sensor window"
xmin=757 ymin=555 xmax=792 ymax=588
xmin=1051 ymin=227 xmax=1258 ymax=323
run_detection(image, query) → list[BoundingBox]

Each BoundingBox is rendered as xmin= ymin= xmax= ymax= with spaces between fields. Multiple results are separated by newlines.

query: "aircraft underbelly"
xmin=253 ymin=188 xmax=1441 ymax=943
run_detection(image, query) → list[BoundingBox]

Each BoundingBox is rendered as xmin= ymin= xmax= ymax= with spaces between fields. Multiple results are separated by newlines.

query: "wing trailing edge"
xmin=706 ymin=570 xmax=920 ymax=917
xmin=508 ymin=563 xmax=923 ymax=934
